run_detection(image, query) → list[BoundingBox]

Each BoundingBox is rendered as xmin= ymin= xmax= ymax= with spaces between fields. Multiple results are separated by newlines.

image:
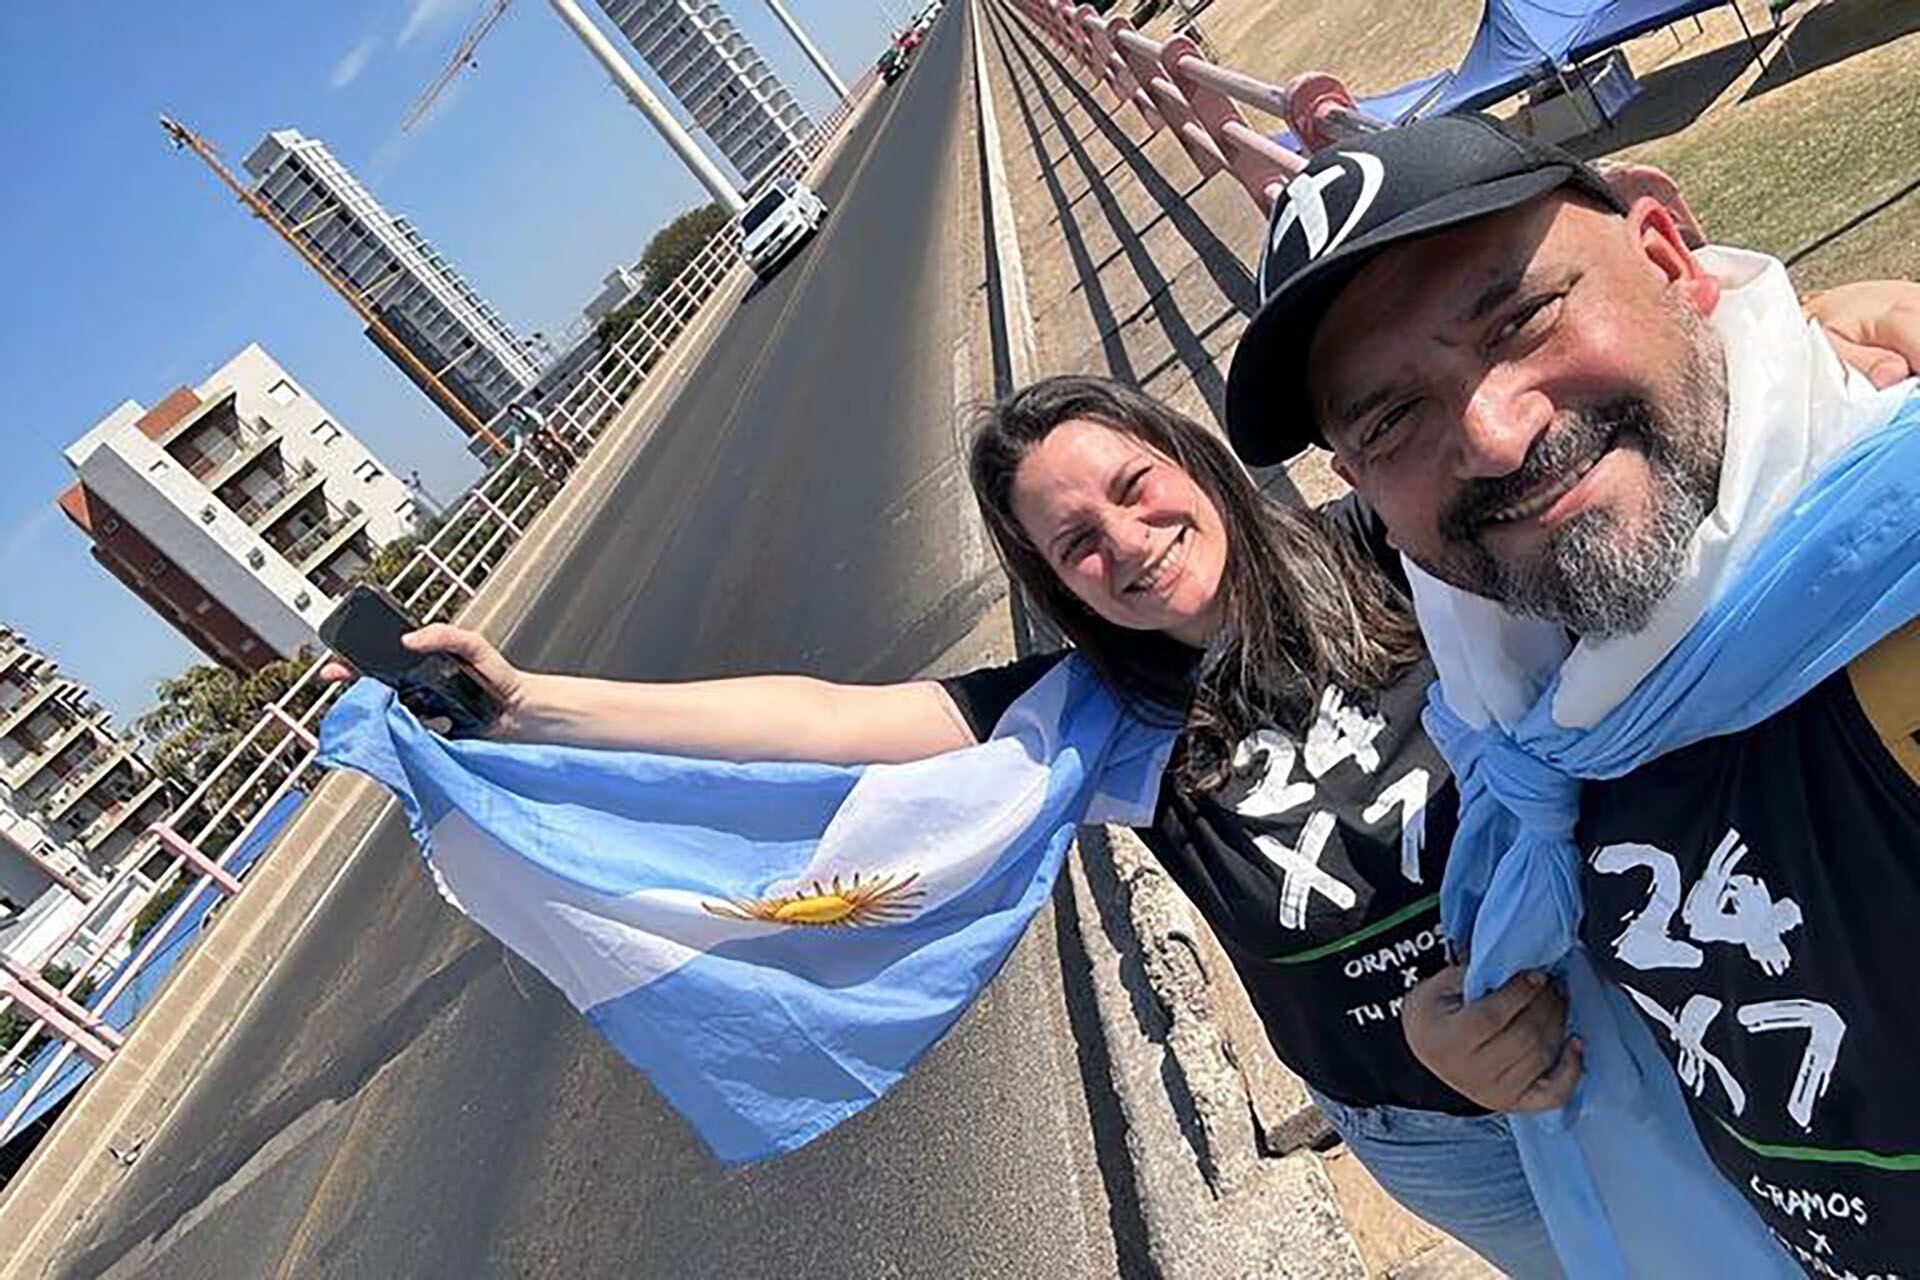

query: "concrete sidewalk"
xmin=972 ymin=2 xmax=1498 ymax=1275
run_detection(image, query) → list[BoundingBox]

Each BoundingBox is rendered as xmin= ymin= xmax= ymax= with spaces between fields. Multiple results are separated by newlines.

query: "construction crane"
xmin=160 ymin=116 xmax=509 ymax=457
xmin=397 ymin=0 xmax=744 ymax=211
xmin=401 ymin=0 xmax=518 ymax=134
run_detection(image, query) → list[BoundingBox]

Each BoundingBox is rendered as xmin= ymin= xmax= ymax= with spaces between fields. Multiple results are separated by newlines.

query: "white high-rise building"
xmin=60 ymin=345 xmax=421 ymax=675
xmin=596 ymin=0 xmax=816 ymax=189
xmin=242 ymin=129 xmax=543 ymax=430
xmin=0 ymin=625 xmax=171 ymax=971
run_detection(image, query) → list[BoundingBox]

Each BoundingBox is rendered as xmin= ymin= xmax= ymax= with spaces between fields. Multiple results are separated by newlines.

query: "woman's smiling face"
xmin=1009 ymin=418 xmax=1229 ymax=647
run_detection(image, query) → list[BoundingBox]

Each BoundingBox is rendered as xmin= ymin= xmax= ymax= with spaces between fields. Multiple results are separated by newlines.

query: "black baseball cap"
xmin=1224 ymin=113 xmax=1625 ymax=466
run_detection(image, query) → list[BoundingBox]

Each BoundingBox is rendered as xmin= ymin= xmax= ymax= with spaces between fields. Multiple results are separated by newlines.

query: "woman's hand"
xmin=1401 ymin=963 xmax=1583 ymax=1112
xmin=1803 ymin=280 xmax=1920 ymax=389
xmin=320 ymin=622 xmax=527 ymax=738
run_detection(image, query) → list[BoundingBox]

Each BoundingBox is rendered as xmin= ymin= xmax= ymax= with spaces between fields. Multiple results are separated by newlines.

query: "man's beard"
xmin=1426 ymin=309 xmax=1727 ymax=639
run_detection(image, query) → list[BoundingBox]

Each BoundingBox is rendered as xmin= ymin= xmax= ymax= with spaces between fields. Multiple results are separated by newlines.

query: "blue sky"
xmin=0 ymin=0 xmax=898 ymax=730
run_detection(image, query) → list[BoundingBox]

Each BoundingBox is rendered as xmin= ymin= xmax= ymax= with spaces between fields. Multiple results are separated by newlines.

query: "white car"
xmin=740 ymin=179 xmax=828 ymax=281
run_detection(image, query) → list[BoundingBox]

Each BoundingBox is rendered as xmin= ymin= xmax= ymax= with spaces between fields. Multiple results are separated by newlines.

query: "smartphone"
xmin=318 ymin=586 xmax=502 ymax=736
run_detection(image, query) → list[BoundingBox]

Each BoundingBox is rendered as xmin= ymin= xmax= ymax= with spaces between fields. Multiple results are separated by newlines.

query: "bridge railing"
xmin=0 ymin=70 xmax=883 ymax=1151
xmin=1003 ymin=0 xmax=1397 ymax=213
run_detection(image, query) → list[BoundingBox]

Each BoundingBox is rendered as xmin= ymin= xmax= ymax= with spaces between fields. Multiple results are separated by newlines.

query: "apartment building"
xmin=597 ymin=0 xmax=816 ymax=189
xmin=60 ymin=344 xmax=419 ymax=675
xmin=242 ymin=129 xmax=543 ymax=433
xmin=582 ymin=265 xmax=647 ymax=326
xmin=0 ymin=627 xmax=171 ymax=971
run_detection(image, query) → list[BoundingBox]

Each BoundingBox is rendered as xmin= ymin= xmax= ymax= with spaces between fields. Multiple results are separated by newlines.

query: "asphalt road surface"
xmin=51 ymin=7 xmax=1125 ymax=1277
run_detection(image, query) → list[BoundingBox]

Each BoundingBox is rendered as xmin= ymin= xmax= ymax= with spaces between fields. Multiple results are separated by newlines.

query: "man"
xmin=1223 ymin=113 xmax=1918 ymax=1275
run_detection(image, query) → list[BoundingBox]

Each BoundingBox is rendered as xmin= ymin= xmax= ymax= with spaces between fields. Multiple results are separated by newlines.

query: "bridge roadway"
xmin=52 ymin=7 xmax=1125 ymax=1276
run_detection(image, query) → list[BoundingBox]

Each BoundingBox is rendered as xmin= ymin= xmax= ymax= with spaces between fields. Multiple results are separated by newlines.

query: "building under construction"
xmin=596 ymin=0 xmax=815 ymax=190
xmin=241 ymin=129 xmax=544 ymax=437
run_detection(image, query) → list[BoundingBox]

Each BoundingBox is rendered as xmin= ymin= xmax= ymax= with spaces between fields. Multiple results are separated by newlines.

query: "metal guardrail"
xmin=0 ymin=70 xmax=883 ymax=1152
xmin=1004 ymin=0 xmax=1387 ymax=213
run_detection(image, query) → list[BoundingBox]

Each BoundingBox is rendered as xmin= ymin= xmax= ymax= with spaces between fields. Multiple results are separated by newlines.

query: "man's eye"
xmin=1364 ymin=402 xmax=1416 ymax=451
xmin=1495 ymin=294 xmax=1562 ymax=346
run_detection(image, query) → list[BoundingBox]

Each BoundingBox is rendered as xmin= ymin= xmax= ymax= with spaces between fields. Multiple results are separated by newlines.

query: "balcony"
xmin=197 ymin=423 xmax=283 ymax=493
xmin=3 ymin=713 xmax=103 ymax=789
xmin=0 ymin=680 xmax=66 ymax=741
xmin=41 ymin=743 xmax=137 ymax=822
xmin=77 ymin=775 xmax=167 ymax=851
xmin=153 ymin=386 xmax=240 ymax=450
xmin=283 ymin=506 xmax=369 ymax=572
xmin=228 ymin=459 xmax=323 ymax=531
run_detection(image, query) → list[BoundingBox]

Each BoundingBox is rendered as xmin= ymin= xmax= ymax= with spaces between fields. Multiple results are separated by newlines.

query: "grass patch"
xmin=1184 ymin=0 xmax=1917 ymax=289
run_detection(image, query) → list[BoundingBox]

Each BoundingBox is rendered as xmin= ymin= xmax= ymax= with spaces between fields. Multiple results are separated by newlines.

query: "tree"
xmin=598 ymin=201 xmax=731 ymax=347
xmin=595 ymin=295 xmax=654 ymax=349
xmin=638 ymin=201 xmax=730 ymax=298
xmin=135 ymin=652 xmax=322 ymax=840
xmin=355 ymin=535 xmax=422 ymax=588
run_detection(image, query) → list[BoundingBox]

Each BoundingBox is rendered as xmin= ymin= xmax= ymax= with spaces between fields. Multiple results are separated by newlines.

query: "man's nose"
xmin=1453 ymin=376 xmax=1551 ymax=479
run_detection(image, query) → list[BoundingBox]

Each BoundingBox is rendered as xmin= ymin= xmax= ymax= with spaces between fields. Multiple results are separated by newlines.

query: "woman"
xmin=329 ymin=375 xmax=1564 ymax=1275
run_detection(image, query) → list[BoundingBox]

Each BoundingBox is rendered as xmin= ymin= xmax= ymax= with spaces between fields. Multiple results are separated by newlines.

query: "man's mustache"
xmin=1440 ymin=399 xmax=1655 ymax=543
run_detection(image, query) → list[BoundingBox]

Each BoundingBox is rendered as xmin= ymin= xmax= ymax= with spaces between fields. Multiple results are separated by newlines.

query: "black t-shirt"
xmin=1577 ymin=624 xmax=1920 ymax=1275
xmin=942 ymin=648 xmax=1478 ymax=1115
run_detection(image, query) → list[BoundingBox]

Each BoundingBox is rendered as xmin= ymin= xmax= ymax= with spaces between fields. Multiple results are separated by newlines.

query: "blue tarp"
xmin=1423 ymin=0 xmax=1734 ymax=115
xmin=0 ymin=788 xmax=305 ymax=1146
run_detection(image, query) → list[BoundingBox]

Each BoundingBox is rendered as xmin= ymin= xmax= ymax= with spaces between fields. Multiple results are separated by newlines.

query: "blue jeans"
xmin=1310 ymin=1088 xmax=1564 ymax=1279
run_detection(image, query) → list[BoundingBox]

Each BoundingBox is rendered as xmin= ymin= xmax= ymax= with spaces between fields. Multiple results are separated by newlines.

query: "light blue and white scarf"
xmin=319 ymin=653 xmax=1175 ymax=1164
xmin=1412 ymin=248 xmax=1920 ymax=1275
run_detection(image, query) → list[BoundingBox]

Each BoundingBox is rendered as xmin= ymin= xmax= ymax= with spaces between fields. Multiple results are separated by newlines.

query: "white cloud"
xmin=330 ymin=37 xmax=380 ymax=89
xmin=397 ymin=0 xmax=479 ymax=48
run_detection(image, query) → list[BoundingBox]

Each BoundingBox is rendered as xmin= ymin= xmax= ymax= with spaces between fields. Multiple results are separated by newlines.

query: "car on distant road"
xmin=740 ymin=179 xmax=828 ymax=282
xmin=878 ymin=44 xmax=910 ymax=84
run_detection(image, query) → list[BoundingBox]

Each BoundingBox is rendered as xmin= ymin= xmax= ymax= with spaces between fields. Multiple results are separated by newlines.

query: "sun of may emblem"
xmin=703 ymin=871 xmax=924 ymax=928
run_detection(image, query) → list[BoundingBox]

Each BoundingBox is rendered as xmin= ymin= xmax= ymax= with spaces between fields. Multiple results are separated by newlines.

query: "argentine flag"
xmin=318 ymin=655 xmax=1174 ymax=1163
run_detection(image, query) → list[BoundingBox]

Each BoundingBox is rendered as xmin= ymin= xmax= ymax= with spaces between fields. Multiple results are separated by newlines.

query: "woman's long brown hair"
xmin=967 ymin=375 xmax=1425 ymax=792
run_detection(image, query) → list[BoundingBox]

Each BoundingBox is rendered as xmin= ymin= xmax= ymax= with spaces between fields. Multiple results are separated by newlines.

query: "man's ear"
xmin=1627 ymin=195 xmax=1720 ymax=318
xmin=1596 ymin=162 xmax=1706 ymax=247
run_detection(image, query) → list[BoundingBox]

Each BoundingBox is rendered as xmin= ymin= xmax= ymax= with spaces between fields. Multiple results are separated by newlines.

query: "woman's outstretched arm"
xmin=322 ymin=622 xmax=979 ymax=766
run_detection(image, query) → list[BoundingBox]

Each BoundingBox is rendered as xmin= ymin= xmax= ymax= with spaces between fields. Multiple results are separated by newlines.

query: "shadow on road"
xmin=58 ymin=941 xmax=500 ymax=1277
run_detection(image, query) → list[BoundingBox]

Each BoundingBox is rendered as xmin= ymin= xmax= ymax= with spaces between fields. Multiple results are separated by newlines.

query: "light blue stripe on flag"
xmin=318 ymin=655 xmax=1175 ymax=1163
